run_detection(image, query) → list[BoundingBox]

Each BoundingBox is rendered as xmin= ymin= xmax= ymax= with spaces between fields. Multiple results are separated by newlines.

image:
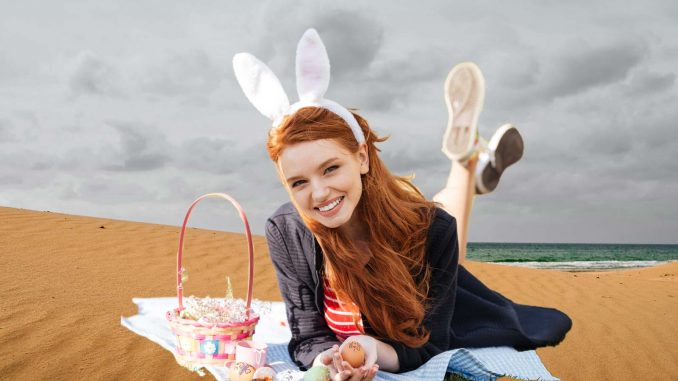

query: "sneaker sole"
xmin=441 ymin=62 xmax=485 ymax=162
xmin=476 ymin=124 xmax=524 ymax=194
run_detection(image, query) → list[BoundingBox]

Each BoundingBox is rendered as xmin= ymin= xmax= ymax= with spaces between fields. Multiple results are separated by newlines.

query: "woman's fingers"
xmin=349 ymin=364 xmax=378 ymax=381
xmin=320 ymin=345 xmax=340 ymax=367
xmin=333 ymin=351 xmax=345 ymax=372
xmin=332 ymin=357 xmax=362 ymax=381
xmin=333 ymin=368 xmax=358 ymax=381
xmin=346 ymin=368 xmax=364 ymax=381
xmin=321 ymin=352 xmax=333 ymax=366
xmin=366 ymin=364 xmax=379 ymax=380
xmin=332 ymin=367 xmax=369 ymax=381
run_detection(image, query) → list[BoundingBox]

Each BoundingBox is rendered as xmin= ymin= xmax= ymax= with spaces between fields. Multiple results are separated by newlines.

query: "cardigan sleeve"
xmin=381 ymin=211 xmax=460 ymax=372
xmin=265 ymin=219 xmax=341 ymax=370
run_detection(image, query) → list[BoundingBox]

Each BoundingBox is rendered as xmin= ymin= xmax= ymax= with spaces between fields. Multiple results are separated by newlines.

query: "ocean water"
xmin=466 ymin=242 xmax=678 ymax=271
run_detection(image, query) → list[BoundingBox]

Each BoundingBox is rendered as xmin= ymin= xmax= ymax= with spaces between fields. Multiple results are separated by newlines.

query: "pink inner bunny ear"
xmin=296 ymin=28 xmax=330 ymax=102
xmin=233 ymin=53 xmax=290 ymax=122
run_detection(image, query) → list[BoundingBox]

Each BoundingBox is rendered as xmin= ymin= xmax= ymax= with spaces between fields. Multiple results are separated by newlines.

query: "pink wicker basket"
xmin=166 ymin=193 xmax=260 ymax=371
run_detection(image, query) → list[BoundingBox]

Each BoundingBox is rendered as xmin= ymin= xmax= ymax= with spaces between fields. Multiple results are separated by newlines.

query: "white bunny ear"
xmin=296 ymin=28 xmax=330 ymax=102
xmin=233 ymin=53 xmax=290 ymax=123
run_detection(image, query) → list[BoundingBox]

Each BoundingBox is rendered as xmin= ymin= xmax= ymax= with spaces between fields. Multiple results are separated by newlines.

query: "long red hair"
xmin=267 ymin=107 xmax=436 ymax=347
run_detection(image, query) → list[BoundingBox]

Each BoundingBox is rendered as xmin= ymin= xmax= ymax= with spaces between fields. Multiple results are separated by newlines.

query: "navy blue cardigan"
xmin=265 ymin=202 xmax=571 ymax=372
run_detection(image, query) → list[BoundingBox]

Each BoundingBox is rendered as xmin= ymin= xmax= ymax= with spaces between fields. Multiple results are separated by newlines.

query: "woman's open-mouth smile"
xmin=314 ymin=196 xmax=345 ymax=217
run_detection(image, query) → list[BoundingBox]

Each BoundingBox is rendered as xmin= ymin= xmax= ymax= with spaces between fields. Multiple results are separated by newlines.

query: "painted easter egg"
xmin=252 ymin=366 xmax=276 ymax=381
xmin=229 ymin=361 xmax=255 ymax=381
xmin=340 ymin=341 xmax=365 ymax=368
xmin=303 ymin=365 xmax=330 ymax=381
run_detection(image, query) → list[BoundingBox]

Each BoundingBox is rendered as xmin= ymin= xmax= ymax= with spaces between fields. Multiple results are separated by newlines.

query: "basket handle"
xmin=176 ymin=193 xmax=254 ymax=317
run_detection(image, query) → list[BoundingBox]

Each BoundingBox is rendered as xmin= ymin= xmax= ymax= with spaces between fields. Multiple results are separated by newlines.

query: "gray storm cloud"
xmin=104 ymin=121 xmax=172 ymax=171
xmin=139 ymin=50 xmax=225 ymax=97
xmin=0 ymin=117 xmax=17 ymax=142
xmin=539 ymin=40 xmax=649 ymax=101
xmin=69 ymin=52 xmax=123 ymax=98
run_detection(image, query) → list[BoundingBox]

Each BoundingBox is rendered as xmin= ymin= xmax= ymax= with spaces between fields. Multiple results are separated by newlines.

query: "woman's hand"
xmin=336 ymin=336 xmax=380 ymax=380
xmin=339 ymin=335 xmax=378 ymax=368
xmin=315 ymin=344 xmax=379 ymax=380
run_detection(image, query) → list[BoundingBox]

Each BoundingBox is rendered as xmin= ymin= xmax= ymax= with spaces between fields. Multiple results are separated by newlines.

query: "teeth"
xmin=318 ymin=197 xmax=343 ymax=212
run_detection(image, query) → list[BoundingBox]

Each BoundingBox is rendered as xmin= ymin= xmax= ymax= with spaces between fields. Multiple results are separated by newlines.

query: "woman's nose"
xmin=311 ymin=179 xmax=330 ymax=202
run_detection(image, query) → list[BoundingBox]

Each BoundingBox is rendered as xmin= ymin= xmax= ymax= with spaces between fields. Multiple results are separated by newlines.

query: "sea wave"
xmin=492 ymin=260 xmax=675 ymax=271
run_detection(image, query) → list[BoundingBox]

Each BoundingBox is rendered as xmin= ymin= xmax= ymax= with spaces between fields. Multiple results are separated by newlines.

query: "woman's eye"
xmin=325 ymin=165 xmax=339 ymax=174
xmin=291 ymin=180 xmax=305 ymax=188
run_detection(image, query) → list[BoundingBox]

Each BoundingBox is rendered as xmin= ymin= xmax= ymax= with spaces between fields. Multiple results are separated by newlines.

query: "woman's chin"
xmin=313 ymin=209 xmax=352 ymax=229
xmin=315 ymin=215 xmax=346 ymax=229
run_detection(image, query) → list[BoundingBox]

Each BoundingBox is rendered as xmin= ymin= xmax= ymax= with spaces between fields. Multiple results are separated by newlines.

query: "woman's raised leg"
xmin=433 ymin=158 xmax=477 ymax=263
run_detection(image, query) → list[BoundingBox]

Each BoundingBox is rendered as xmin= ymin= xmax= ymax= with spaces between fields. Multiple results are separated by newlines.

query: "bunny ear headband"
xmin=233 ymin=28 xmax=365 ymax=144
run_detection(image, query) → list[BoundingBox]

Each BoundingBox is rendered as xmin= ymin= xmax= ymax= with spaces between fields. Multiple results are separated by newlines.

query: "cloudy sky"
xmin=1 ymin=1 xmax=676 ymax=243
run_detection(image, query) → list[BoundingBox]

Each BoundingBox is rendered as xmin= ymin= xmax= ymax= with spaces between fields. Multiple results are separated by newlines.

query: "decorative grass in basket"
xmin=166 ymin=193 xmax=261 ymax=374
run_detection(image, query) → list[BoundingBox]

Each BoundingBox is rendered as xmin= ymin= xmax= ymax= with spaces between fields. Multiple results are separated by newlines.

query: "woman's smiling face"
xmin=277 ymin=139 xmax=368 ymax=230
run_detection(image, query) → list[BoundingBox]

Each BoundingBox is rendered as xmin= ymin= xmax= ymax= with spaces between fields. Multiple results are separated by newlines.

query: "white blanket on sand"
xmin=121 ymin=298 xmax=559 ymax=381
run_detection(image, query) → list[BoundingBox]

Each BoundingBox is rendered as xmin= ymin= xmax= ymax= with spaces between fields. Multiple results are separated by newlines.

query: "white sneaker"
xmin=441 ymin=62 xmax=485 ymax=163
xmin=475 ymin=124 xmax=524 ymax=195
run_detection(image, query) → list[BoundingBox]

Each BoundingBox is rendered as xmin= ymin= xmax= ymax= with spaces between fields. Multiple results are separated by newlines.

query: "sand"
xmin=1 ymin=206 xmax=676 ymax=380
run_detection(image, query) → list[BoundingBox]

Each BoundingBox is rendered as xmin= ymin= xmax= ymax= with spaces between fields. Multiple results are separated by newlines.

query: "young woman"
xmin=234 ymin=29 xmax=571 ymax=381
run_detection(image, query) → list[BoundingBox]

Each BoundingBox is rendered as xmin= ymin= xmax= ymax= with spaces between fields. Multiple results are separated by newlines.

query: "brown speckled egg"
xmin=340 ymin=341 xmax=365 ymax=368
xmin=229 ymin=361 xmax=255 ymax=381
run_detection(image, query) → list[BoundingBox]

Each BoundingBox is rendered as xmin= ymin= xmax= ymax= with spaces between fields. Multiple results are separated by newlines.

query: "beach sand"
xmin=1 ymin=206 xmax=676 ymax=380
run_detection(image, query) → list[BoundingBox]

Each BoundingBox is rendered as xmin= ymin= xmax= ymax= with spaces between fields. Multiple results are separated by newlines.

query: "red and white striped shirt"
xmin=323 ymin=276 xmax=364 ymax=341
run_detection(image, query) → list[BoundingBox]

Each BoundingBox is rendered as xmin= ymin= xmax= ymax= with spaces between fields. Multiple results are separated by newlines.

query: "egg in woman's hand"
xmin=229 ymin=361 xmax=255 ymax=381
xmin=340 ymin=341 xmax=365 ymax=368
